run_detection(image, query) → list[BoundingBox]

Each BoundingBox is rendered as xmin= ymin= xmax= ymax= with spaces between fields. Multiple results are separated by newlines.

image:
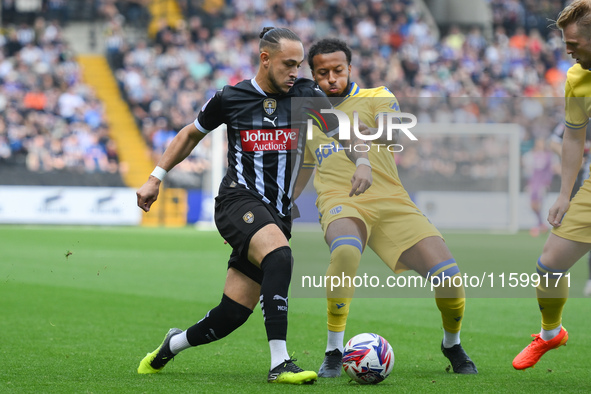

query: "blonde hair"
xmin=556 ymin=0 xmax=591 ymax=31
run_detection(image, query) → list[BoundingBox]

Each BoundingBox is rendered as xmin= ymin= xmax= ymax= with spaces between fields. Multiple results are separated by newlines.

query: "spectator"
xmin=0 ymin=18 xmax=122 ymax=181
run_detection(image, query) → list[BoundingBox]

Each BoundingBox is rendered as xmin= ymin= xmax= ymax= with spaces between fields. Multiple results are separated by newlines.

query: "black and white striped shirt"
xmin=194 ymin=78 xmax=337 ymax=217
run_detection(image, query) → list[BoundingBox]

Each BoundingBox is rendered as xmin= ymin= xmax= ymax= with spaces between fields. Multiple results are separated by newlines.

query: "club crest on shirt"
xmin=263 ymin=98 xmax=277 ymax=115
xmin=243 ymin=211 xmax=254 ymax=224
xmin=329 ymin=206 xmax=342 ymax=215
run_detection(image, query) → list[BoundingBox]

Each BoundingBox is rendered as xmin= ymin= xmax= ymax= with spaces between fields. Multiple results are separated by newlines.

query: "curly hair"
xmin=307 ymin=38 xmax=352 ymax=71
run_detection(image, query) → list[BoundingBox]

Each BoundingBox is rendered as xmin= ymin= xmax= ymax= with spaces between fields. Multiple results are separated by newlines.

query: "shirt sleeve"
xmin=564 ymin=79 xmax=589 ymax=130
xmin=373 ymin=86 xmax=401 ymax=122
xmin=194 ymin=89 xmax=224 ymax=134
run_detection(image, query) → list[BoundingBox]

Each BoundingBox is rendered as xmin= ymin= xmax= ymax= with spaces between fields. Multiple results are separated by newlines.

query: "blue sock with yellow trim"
xmin=326 ymin=235 xmax=362 ymax=350
xmin=536 ymin=258 xmax=568 ymax=340
xmin=427 ymin=259 xmax=466 ymax=347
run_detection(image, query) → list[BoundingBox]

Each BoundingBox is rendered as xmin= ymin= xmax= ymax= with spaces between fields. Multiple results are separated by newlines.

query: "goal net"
xmin=397 ymin=122 xmax=521 ymax=233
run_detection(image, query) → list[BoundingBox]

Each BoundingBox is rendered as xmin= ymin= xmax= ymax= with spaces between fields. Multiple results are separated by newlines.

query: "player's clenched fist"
xmin=137 ymin=176 xmax=161 ymax=212
xmin=547 ymin=195 xmax=570 ymax=228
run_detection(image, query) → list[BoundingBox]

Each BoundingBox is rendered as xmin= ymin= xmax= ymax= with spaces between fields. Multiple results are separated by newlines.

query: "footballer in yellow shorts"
xmin=513 ymin=3 xmax=591 ymax=371
xmin=552 ymin=176 xmax=591 ymax=243
xmin=317 ymin=185 xmax=443 ymax=275
xmin=294 ymin=38 xmax=478 ymax=377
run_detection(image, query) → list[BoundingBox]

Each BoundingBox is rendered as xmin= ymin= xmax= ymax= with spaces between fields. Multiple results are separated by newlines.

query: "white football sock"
xmin=442 ymin=329 xmax=461 ymax=348
xmin=169 ymin=330 xmax=192 ymax=355
xmin=541 ymin=325 xmax=562 ymax=341
xmin=269 ymin=339 xmax=290 ymax=370
xmin=326 ymin=330 xmax=345 ymax=353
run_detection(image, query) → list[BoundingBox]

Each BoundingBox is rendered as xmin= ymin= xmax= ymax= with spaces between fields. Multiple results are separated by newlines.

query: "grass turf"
xmin=1 ymin=225 xmax=589 ymax=393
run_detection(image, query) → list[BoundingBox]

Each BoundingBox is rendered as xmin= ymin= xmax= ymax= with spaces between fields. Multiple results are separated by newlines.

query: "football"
xmin=342 ymin=333 xmax=394 ymax=384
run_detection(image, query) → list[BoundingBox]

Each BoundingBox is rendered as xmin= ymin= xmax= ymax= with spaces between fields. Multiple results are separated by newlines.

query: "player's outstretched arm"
xmin=137 ymin=123 xmax=207 ymax=212
xmin=548 ymin=126 xmax=586 ymax=227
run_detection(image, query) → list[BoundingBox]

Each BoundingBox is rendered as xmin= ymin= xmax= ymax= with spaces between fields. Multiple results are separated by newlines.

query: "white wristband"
xmin=355 ymin=158 xmax=371 ymax=169
xmin=150 ymin=166 xmax=167 ymax=181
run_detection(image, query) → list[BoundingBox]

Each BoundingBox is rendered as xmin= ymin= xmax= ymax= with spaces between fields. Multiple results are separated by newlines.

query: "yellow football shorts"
xmin=317 ymin=192 xmax=442 ymax=273
xmin=552 ymin=177 xmax=591 ymax=243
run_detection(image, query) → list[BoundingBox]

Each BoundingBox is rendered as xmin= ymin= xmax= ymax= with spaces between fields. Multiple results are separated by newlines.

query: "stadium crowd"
xmin=0 ymin=16 xmax=121 ymax=180
xmin=0 ymin=0 xmax=570 ymax=189
xmin=111 ymin=0 xmax=568 ymax=188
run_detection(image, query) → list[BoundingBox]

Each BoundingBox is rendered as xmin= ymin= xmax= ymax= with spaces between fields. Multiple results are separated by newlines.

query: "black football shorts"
xmin=214 ymin=185 xmax=291 ymax=284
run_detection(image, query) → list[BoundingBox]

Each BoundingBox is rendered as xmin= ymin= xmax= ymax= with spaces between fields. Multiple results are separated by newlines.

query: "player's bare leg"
xmin=317 ymin=217 xmax=367 ymax=377
xmin=539 ymin=233 xmax=589 ymax=272
xmin=247 ymin=223 xmax=290 ymax=266
xmin=223 ymin=268 xmax=261 ymax=309
xmin=513 ymin=234 xmax=590 ymax=370
xmin=399 ymin=236 xmax=477 ymax=374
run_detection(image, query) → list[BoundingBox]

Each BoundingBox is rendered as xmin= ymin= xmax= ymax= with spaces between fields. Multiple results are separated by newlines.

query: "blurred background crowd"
xmin=0 ymin=0 xmax=578 ymax=190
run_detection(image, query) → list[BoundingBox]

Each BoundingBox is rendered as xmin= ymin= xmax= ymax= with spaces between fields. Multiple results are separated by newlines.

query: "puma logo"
xmin=273 ymin=294 xmax=288 ymax=310
xmin=264 ymin=116 xmax=277 ymax=127
xmin=273 ymin=294 xmax=288 ymax=305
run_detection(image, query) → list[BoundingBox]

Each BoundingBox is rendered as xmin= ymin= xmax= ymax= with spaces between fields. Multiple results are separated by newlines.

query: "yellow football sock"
xmin=428 ymin=260 xmax=465 ymax=334
xmin=327 ymin=297 xmax=352 ymax=332
xmin=326 ymin=238 xmax=362 ymax=332
xmin=536 ymin=259 xmax=569 ymax=331
xmin=434 ymin=273 xmax=466 ymax=334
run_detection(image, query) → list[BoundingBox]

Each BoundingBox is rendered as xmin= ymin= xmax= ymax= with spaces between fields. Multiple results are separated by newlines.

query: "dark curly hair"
xmin=307 ymin=38 xmax=352 ymax=71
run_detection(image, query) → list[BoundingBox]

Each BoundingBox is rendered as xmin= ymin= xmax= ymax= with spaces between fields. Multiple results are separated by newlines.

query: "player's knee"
xmin=428 ymin=259 xmax=466 ymax=296
xmin=536 ymin=256 xmax=567 ymax=276
xmin=260 ymin=246 xmax=292 ymax=273
xmin=330 ymin=244 xmax=362 ymax=272
xmin=328 ymin=236 xmax=363 ymax=273
xmin=536 ymin=257 xmax=570 ymax=293
xmin=427 ymin=258 xmax=460 ymax=283
xmin=220 ymin=294 xmax=253 ymax=328
xmin=249 ymin=225 xmax=289 ymax=264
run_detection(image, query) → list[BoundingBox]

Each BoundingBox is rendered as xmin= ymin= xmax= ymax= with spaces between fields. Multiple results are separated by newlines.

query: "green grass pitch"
xmin=1 ymin=224 xmax=590 ymax=393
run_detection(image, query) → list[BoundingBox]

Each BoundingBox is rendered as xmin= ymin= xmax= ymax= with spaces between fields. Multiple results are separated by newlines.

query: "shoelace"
xmin=529 ymin=334 xmax=543 ymax=344
xmin=279 ymin=358 xmax=303 ymax=372
xmin=323 ymin=352 xmax=342 ymax=369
